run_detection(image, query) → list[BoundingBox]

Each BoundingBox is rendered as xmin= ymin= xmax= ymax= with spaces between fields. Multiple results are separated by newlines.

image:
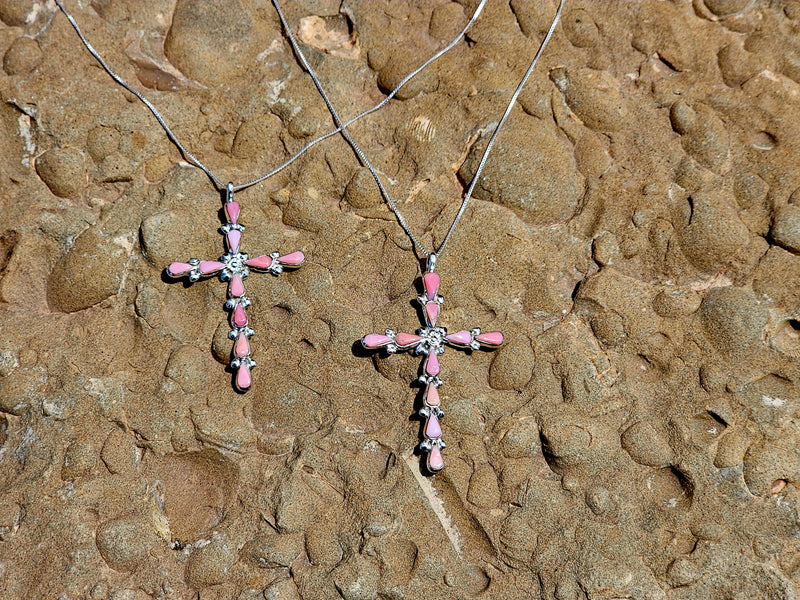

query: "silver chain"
xmin=275 ymin=0 xmax=565 ymax=261
xmin=54 ymin=0 xmax=487 ymax=194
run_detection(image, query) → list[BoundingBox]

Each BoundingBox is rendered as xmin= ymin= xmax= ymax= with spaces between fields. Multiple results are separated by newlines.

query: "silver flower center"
xmin=418 ymin=326 xmax=446 ymax=354
xmin=223 ymin=252 xmax=247 ymax=273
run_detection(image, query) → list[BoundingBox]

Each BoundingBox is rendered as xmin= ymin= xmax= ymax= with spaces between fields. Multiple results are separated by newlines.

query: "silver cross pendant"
xmin=166 ymin=183 xmax=304 ymax=391
xmin=361 ymin=260 xmax=503 ymax=472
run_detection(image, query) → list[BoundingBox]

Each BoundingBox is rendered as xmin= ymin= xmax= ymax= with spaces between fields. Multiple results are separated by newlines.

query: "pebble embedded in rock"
xmin=498 ymin=417 xmax=540 ymax=459
xmin=164 ymin=344 xmax=208 ymax=394
xmin=35 ymin=147 xmax=87 ymax=199
xmin=61 ymin=440 xmax=96 ymax=480
xmin=585 ymin=485 xmax=611 ymax=515
xmin=96 ymin=516 xmax=158 ymax=573
xmin=429 ymin=3 xmax=466 ymax=43
xmin=699 ymin=286 xmax=767 ymax=360
xmin=489 ymin=336 xmax=534 ymax=390
xmin=459 ymin=115 xmax=583 ymax=226
xmin=100 ymin=429 xmax=139 ymax=477
xmin=770 ymin=205 xmax=800 ymax=253
xmin=652 ymin=287 xmax=701 ymax=317
xmin=677 ymin=192 xmax=750 ymax=273
xmin=243 ymin=534 xmax=302 ymax=568
xmin=551 ymin=67 xmax=628 ymax=132
xmin=0 ymin=1 xmax=31 ymax=26
xmin=263 ymin=578 xmax=301 ymax=600
xmin=47 ymin=226 xmax=128 ymax=312
xmin=377 ymin=52 xmax=437 ymax=101
xmin=164 ymin=0 xmax=268 ymax=84
xmin=86 ymin=126 xmax=121 ymax=162
xmin=499 ymin=511 xmax=538 ymax=566
xmin=231 ymin=113 xmax=284 ymax=161
xmin=670 ymin=102 xmax=730 ymax=172
xmin=3 ymin=36 xmax=42 ymax=75
xmin=562 ymin=9 xmax=600 ymax=48
xmin=467 ymin=463 xmax=501 ymax=508
xmin=185 ymin=533 xmax=236 ymax=588
xmin=621 ymin=421 xmax=674 ymax=467
xmin=343 ymin=168 xmax=381 ymax=209
xmin=331 ymin=555 xmax=380 ymax=600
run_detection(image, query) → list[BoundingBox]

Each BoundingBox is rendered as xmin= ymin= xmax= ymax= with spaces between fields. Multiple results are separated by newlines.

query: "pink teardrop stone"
xmin=247 ymin=255 xmax=273 ymax=269
xmin=395 ymin=333 xmax=422 ymax=347
xmin=199 ymin=261 xmax=225 ymax=274
xmin=233 ymin=304 xmax=248 ymax=327
xmin=278 ymin=251 xmax=305 ymax=266
xmin=445 ymin=330 xmax=472 ymax=346
xmin=425 ymin=413 xmax=443 ymax=438
xmin=235 ymin=332 xmax=250 ymax=358
xmin=475 ymin=331 xmax=504 ymax=346
xmin=363 ymin=334 xmax=392 ymax=348
xmin=425 ymin=352 xmax=440 ymax=376
xmin=424 ymin=302 xmax=439 ymax=327
xmin=425 ymin=384 xmax=440 ymax=407
xmin=236 ymin=362 xmax=251 ymax=390
xmin=423 ymin=272 xmax=440 ymax=300
xmin=229 ymin=274 xmax=245 ymax=297
xmin=167 ymin=262 xmax=192 ymax=276
xmin=225 ymin=201 xmax=240 ymax=224
xmin=428 ymin=445 xmax=444 ymax=471
xmin=227 ymin=229 xmax=242 ymax=253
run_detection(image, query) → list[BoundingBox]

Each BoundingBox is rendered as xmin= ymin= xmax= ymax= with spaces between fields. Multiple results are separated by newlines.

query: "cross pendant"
xmin=166 ymin=183 xmax=305 ymax=392
xmin=361 ymin=262 xmax=503 ymax=473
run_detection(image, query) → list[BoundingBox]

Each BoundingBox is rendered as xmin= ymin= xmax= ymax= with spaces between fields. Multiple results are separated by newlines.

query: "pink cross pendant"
xmin=166 ymin=183 xmax=305 ymax=392
xmin=361 ymin=263 xmax=503 ymax=473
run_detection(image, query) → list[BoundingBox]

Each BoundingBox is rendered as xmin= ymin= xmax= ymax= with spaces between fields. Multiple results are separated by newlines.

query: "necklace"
xmin=274 ymin=0 xmax=564 ymax=472
xmin=55 ymin=0 xmax=488 ymax=392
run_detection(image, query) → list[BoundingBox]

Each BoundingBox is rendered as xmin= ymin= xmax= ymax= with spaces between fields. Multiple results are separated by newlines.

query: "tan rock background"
xmin=1 ymin=0 xmax=800 ymax=598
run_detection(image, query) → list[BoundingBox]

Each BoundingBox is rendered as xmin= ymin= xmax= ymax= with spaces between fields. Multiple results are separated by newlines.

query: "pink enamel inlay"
xmin=425 ymin=352 xmax=440 ymax=376
xmin=199 ymin=261 xmax=225 ymax=275
xmin=425 ymin=384 xmax=440 ymax=407
xmin=225 ymin=201 xmax=240 ymax=224
xmin=395 ymin=333 xmax=422 ymax=347
xmin=428 ymin=445 xmax=444 ymax=471
xmin=235 ymin=332 xmax=250 ymax=358
xmin=475 ymin=331 xmax=504 ymax=346
xmin=446 ymin=330 xmax=472 ymax=346
xmin=247 ymin=255 xmax=273 ymax=270
xmin=167 ymin=262 xmax=192 ymax=276
xmin=424 ymin=302 xmax=439 ymax=326
xmin=236 ymin=362 xmax=251 ymax=390
xmin=423 ymin=272 xmax=440 ymax=300
xmin=363 ymin=334 xmax=392 ymax=348
xmin=425 ymin=413 xmax=442 ymax=438
xmin=227 ymin=229 xmax=242 ymax=253
xmin=233 ymin=304 xmax=248 ymax=327
xmin=230 ymin=274 xmax=245 ymax=297
xmin=278 ymin=251 xmax=305 ymax=266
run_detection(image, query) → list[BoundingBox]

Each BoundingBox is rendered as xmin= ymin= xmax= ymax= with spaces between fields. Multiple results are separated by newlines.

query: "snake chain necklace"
xmin=273 ymin=0 xmax=565 ymax=472
xmin=55 ymin=0 xmax=489 ymax=391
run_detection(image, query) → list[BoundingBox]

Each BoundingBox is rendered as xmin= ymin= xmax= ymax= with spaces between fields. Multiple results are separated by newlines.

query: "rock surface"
xmin=0 ymin=1 xmax=799 ymax=599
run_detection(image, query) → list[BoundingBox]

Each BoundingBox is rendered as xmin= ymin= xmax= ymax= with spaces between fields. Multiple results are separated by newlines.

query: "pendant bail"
xmin=226 ymin=182 xmax=234 ymax=203
xmin=427 ymin=253 xmax=437 ymax=273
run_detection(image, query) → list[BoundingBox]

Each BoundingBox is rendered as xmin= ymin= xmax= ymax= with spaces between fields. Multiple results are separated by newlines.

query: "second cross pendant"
xmin=362 ymin=257 xmax=503 ymax=473
xmin=166 ymin=183 xmax=305 ymax=392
